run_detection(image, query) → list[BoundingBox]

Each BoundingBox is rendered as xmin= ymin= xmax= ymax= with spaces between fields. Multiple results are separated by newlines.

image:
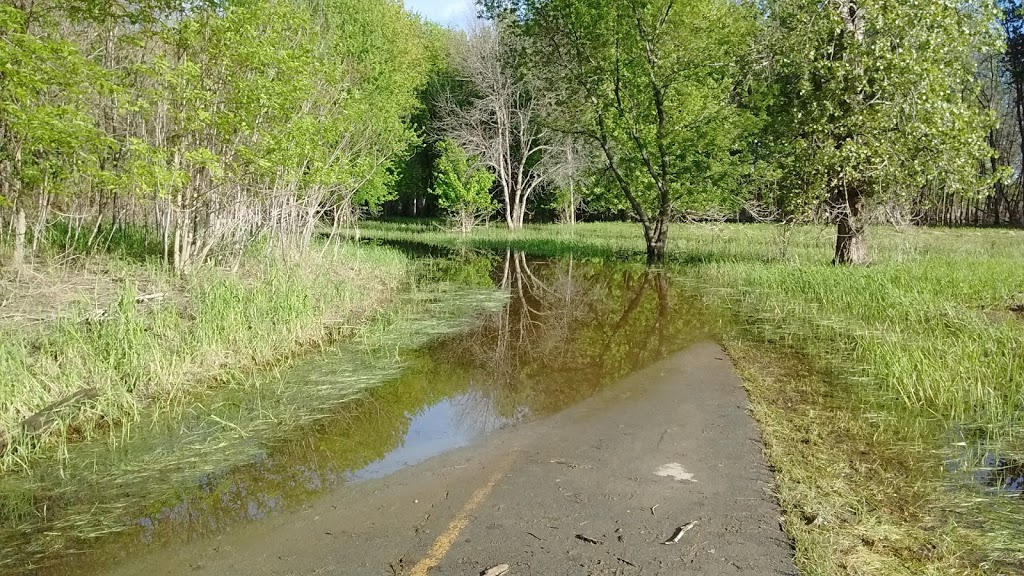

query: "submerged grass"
xmin=0 ymin=282 xmax=507 ymax=573
xmin=0 ymin=242 xmax=410 ymax=470
xmin=362 ymin=220 xmax=1024 ymax=575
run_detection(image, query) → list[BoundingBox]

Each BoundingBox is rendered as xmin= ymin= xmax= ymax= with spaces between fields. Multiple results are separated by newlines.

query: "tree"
xmin=759 ymin=0 xmax=1001 ymax=264
xmin=506 ymin=0 xmax=755 ymax=262
xmin=974 ymin=27 xmax=1021 ymax=228
xmin=997 ymin=0 xmax=1024 ymax=225
xmin=439 ymin=23 xmax=553 ymax=230
xmin=431 ymin=139 xmax=498 ymax=232
xmin=0 ymin=2 xmax=111 ymax=266
xmin=0 ymin=0 xmax=435 ymax=270
xmin=544 ymin=136 xmax=593 ymax=225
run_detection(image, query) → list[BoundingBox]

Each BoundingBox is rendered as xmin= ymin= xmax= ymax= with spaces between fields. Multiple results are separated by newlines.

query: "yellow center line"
xmin=409 ymin=455 xmax=518 ymax=576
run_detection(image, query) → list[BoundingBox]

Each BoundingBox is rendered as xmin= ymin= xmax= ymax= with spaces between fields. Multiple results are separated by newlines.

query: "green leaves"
xmin=757 ymin=0 xmax=1001 ymax=212
xmin=513 ymin=0 xmax=756 ymax=255
xmin=0 ymin=4 xmax=113 ymax=200
xmin=1 ymin=0 xmax=436 ymax=263
xmin=431 ymin=139 xmax=497 ymax=225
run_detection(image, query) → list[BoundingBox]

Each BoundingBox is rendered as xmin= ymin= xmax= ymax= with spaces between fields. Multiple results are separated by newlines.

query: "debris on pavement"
xmin=617 ymin=557 xmax=638 ymax=568
xmin=575 ymin=534 xmax=604 ymax=545
xmin=481 ymin=564 xmax=510 ymax=576
xmin=661 ymin=521 xmax=698 ymax=545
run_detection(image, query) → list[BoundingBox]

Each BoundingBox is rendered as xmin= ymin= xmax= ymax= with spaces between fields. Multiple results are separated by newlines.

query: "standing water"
xmin=0 ymin=248 xmax=716 ymax=575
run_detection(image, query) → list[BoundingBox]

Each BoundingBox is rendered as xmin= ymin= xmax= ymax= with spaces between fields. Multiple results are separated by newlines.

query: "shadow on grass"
xmin=360 ymin=225 xmax=773 ymax=267
xmin=44 ymin=221 xmax=164 ymax=263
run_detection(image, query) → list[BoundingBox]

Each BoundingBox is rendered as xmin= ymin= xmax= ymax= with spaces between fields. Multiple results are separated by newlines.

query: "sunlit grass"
xmin=362 ymin=219 xmax=1024 ymax=264
xmin=0 ymin=269 xmax=507 ymax=572
xmin=0 ymin=242 xmax=410 ymax=470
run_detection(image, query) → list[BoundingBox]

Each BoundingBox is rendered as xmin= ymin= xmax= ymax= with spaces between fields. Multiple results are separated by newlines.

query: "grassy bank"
xmin=361 ymin=220 xmax=1024 ymax=575
xmin=0 ymin=242 xmax=411 ymax=470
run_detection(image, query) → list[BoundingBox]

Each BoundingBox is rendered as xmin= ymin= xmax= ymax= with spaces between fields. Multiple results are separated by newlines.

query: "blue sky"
xmin=404 ymin=0 xmax=476 ymax=28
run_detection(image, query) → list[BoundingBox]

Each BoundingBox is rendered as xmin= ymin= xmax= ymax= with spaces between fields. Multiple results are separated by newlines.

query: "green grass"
xmin=361 ymin=219 xmax=1024 ymax=263
xmin=0 ymin=278 xmax=507 ymax=572
xmin=0 ymin=242 xmax=411 ymax=470
xmin=361 ymin=220 xmax=1024 ymax=575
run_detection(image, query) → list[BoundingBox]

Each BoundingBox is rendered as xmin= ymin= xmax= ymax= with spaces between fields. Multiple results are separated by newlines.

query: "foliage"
xmin=430 ymin=139 xmax=497 ymax=231
xmin=508 ymin=0 xmax=757 ymax=259
xmin=0 ymin=0 xmax=434 ymax=269
xmin=755 ymin=0 xmax=1003 ymax=261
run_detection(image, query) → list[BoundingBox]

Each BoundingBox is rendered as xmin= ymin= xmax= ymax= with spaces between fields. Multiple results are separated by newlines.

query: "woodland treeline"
xmin=1 ymin=0 xmax=438 ymax=272
xmin=3 ymin=0 xmax=1024 ymax=268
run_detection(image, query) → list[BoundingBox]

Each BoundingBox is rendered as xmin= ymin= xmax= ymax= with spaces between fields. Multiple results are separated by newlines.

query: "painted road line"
xmin=409 ymin=455 xmax=518 ymax=576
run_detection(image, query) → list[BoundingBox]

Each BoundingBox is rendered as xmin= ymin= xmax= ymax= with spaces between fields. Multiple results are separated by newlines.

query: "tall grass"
xmin=691 ymin=234 xmax=1024 ymax=574
xmin=0 ymin=278 xmax=507 ymax=572
xmin=0 ymin=242 xmax=410 ymax=470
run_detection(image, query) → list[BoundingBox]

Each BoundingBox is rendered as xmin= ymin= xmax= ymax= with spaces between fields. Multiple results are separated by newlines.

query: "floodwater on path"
xmin=0 ymin=247 xmax=717 ymax=576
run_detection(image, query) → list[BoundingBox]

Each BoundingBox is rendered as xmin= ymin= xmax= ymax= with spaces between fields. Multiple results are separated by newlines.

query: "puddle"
xmin=2 ymin=249 xmax=715 ymax=575
xmin=975 ymin=453 xmax=1024 ymax=494
xmin=948 ymin=445 xmax=1024 ymax=496
xmin=346 ymin=391 xmax=521 ymax=482
xmin=945 ymin=424 xmax=1024 ymax=496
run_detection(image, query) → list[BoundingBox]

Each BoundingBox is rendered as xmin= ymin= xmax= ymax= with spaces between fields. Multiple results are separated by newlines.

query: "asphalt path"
xmin=102 ymin=342 xmax=797 ymax=576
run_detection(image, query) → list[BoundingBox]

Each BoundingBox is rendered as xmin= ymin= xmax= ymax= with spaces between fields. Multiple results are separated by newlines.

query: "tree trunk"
xmin=989 ymin=140 xmax=1002 ymax=226
xmin=13 ymin=205 xmax=26 ymax=266
xmin=508 ymin=203 xmax=525 ymax=230
xmin=567 ymin=181 xmax=577 ymax=225
xmin=833 ymin=189 xmax=867 ymax=265
xmin=645 ymin=213 xmax=670 ymax=264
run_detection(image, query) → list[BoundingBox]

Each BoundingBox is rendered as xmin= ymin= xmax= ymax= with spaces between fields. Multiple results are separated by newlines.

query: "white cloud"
xmin=404 ymin=0 xmax=476 ymax=28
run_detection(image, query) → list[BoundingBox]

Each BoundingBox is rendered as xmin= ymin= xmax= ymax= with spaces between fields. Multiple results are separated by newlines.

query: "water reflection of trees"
xmin=442 ymin=251 xmax=707 ymax=416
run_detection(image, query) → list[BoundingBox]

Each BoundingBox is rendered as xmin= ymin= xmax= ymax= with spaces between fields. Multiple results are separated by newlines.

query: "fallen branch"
xmin=662 ymin=521 xmax=698 ymax=545
xmin=135 ymin=292 xmax=165 ymax=304
xmin=86 ymin=292 xmax=166 ymax=322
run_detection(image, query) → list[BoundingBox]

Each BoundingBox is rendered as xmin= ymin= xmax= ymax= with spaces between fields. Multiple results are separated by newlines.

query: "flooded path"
xmin=1 ymin=248 xmax=725 ymax=575
xmin=97 ymin=343 xmax=797 ymax=576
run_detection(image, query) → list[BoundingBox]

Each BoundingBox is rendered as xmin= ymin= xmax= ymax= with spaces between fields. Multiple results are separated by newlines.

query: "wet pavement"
xmin=99 ymin=343 xmax=798 ymax=576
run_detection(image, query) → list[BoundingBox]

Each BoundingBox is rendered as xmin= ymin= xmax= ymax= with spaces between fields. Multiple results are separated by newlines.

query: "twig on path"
xmin=575 ymin=534 xmax=604 ymax=545
xmin=481 ymin=564 xmax=510 ymax=576
xmin=651 ymin=504 xmax=659 ymax=516
xmin=662 ymin=521 xmax=698 ymax=545
xmin=617 ymin=557 xmax=639 ymax=568
xmin=526 ymin=531 xmax=544 ymax=541
xmin=550 ymin=459 xmax=590 ymax=469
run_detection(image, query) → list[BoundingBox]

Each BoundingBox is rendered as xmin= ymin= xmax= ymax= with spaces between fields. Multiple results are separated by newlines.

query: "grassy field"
xmin=0 ymin=241 xmax=412 ymax=471
xmin=361 ymin=220 xmax=1024 ymax=575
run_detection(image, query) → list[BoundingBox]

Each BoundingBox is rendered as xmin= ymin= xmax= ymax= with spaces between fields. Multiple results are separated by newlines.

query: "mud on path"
xmin=98 ymin=342 xmax=796 ymax=576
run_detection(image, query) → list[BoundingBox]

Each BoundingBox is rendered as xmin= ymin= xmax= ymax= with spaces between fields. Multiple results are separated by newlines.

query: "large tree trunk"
xmin=833 ymin=189 xmax=867 ymax=265
xmin=508 ymin=202 xmax=525 ymax=230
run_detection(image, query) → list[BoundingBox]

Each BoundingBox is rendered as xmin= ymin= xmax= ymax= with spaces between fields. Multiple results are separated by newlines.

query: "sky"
xmin=403 ymin=0 xmax=476 ymax=29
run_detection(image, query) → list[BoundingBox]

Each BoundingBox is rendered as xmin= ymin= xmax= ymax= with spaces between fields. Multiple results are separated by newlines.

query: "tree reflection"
xmin=442 ymin=251 xmax=707 ymax=416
